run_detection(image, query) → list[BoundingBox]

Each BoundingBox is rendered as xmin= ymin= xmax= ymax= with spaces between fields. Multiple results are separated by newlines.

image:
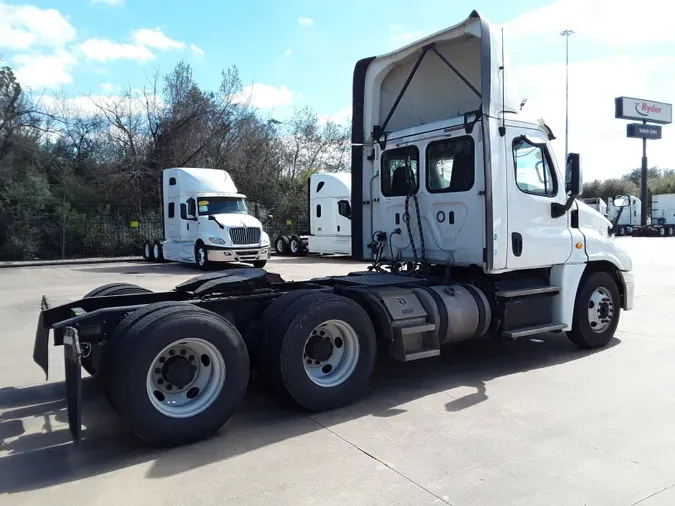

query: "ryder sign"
xmin=615 ymin=97 xmax=672 ymax=124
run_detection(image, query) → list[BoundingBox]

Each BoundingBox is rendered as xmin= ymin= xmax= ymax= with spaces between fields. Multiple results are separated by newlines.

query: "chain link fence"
xmin=0 ymin=194 xmax=309 ymax=263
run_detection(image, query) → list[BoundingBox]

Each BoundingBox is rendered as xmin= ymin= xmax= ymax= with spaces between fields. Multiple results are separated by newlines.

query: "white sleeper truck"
xmin=142 ymin=167 xmax=270 ymax=269
xmin=32 ymin=10 xmax=634 ymax=448
xmin=274 ymin=172 xmax=352 ymax=256
xmin=607 ymin=195 xmax=642 ymax=236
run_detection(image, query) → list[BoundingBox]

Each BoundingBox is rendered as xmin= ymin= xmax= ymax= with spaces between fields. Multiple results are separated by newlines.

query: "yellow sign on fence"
xmin=130 ymin=221 xmax=139 ymax=228
xmin=285 ymin=220 xmax=293 ymax=225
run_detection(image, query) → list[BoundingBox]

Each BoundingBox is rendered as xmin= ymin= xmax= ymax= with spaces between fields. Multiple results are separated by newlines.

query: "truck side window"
xmin=426 ymin=136 xmax=475 ymax=193
xmin=512 ymin=138 xmax=557 ymax=197
xmin=187 ymin=198 xmax=196 ymax=217
xmin=316 ymin=204 xmax=322 ymax=218
xmin=168 ymin=202 xmax=175 ymax=218
xmin=382 ymin=146 xmax=419 ymax=197
xmin=338 ymin=200 xmax=351 ymax=219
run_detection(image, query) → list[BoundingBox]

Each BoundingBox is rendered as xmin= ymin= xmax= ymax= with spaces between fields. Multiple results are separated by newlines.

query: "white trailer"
xmin=142 ymin=167 xmax=270 ymax=269
xmin=274 ymin=173 xmax=352 ymax=256
xmin=651 ymin=193 xmax=675 ymax=235
xmin=35 ymin=10 xmax=635 ymax=448
xmin=581 ymin=197 xmax=607 ymax=217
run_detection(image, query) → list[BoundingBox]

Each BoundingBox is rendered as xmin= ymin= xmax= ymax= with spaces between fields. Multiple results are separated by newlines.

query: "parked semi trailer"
xmin=141 ymin=167 xmax=270 ymax=269
xmin=32 ymin=10 xmax=634 ymax=448
xmin=274 ymin=172 xmax=352 ymax=257
xmin=607 ymin=194 xmax=675 ymax=236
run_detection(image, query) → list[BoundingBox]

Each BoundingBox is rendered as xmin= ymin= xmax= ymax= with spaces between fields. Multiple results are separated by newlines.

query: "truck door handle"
xmin=511 ymin=232 xmax=523 ymax=257
xmin=187 ymin=223 xmax=190 ymax=231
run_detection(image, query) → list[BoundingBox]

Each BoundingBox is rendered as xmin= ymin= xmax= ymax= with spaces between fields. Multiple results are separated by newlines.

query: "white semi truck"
xmin=141 ymin=167 xmax=270 ymax=269
xmin=607 ymin=194 xmax=675 ymax=236
xmin=607 ymin=195 xmax=642 ymax=236
xmin=650 ymin=193 xmax=675 ymax=236
xmin=33 ymin=10 xmax=634 ymax=448
xmin=274 ymin=172 xmax=352 ymax=256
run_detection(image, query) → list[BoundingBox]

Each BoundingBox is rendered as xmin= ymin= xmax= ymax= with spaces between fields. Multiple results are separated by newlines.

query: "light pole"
xmin=560 ymin=29 xmax=574 ymax=161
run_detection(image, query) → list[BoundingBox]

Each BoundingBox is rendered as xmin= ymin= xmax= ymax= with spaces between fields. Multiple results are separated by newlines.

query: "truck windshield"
xmin=197 ymin=197 xmax=248 ymax=216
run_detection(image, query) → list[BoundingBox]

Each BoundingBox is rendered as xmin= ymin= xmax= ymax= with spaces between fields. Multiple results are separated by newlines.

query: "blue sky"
xmin=3 ymin=0 xmax=675 ymax=179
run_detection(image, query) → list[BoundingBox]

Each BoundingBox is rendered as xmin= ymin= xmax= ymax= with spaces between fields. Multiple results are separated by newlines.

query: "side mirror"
xmin=612 ymin=195 xmax=630 ymax=208
xmin=565 ymin=153 xmax=582 ymax=197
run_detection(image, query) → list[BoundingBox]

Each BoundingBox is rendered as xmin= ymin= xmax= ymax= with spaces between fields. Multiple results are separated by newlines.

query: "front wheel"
xmin=252 ymin=260 xmax=267 ymax=268
xmin=567 ymin=271 xmax=621 ymax=349
xmin=195 ymin=243 xmax=210 ymax=270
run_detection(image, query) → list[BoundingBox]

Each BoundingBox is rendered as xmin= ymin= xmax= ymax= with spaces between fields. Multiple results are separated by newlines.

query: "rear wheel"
xmin=567 ymin=271 xmax=621 ymax=349
xmin=82 ymin=283 xmax=152 ymax=378
xmin=667 ymin=227 xmax=674 ymax=237
xmin=274 ymin=236 xmax=290 ymax=255
xmin=143 ymin=240 xmax=155 ymax=261
xmin=104 ymin=304 xmax=249 ymax=447
xmin=617 ymin=226 xmax=625 ymax=236
xmin=289 ymin=235 xmax=302 ymax=256
xmin=257 ymin=292 xmax=377 ymax=411
xmin=153 ymin=240 xmax=165 ymax=262
xmin=659 ymin=227 xmax=666 ymax=237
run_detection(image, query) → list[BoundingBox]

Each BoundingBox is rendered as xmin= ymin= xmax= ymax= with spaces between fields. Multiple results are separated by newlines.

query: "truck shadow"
xmin=0 ymin=334 xmax=620 ymax=494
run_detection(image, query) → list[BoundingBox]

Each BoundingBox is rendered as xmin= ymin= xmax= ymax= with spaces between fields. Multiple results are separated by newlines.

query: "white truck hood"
xmin=576 ymin=200 xmax=632 ymax=271
xmin=209 ymin=213 xmax=262 ymax=229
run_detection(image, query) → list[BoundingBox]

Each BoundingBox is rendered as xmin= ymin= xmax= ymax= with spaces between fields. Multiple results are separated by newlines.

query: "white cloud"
xmin=284 ymin=48 xmax=292 ymax=57
xmin=502 ymin=0 xmax=675 ymax=180
xmin=13 ymin=50 xmax=78 ymax=88
xmin=298 ymin=17 xmax=314 ymax=27
xmin=91 ymin=0 xmax=124 ymax=5
xmin=132 ymin=28 xmax=185 ymax=50
xmin=100 ymin=82 xmax=114 ymax=92
xmin=503 ymin=0 xmax=675 ymax=47
xmin=0 ymin=3 xmax=76 ymax=50
xmin=80 ymin=38 xmax=155 ymax=62
xmin=320 ymin=106 xmax=351 ymax=125
xmin=190 ymin=43 xmax=204 ymax=57
xmin=232 ymin=83 xmax=294 ymax=109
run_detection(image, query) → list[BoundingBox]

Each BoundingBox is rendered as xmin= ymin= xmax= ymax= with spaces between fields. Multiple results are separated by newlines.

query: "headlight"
xmin=261 ymin=232 xmax=270 ymax=246
xmin=208 ymin=237 xmax=226 ymax=245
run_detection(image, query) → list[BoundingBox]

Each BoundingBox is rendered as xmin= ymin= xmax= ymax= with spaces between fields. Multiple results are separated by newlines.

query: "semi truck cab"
xmin=145 ymin=167 xmax=270 ymax=268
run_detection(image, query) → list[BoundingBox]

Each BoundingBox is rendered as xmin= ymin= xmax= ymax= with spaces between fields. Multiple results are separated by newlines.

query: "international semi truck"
xmin=141 ymin=167 xmax=271 ymax=269
xmin=32 ymin=10 xmax=634 ymax=448
xmin=274 ymin=172 xmax=352 ymax=256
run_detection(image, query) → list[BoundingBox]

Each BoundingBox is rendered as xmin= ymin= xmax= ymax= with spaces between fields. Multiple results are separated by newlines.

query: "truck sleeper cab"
xmin=143 ymin=167 xmax=270 ymax=269
xmin=31 ymin=10 xmax=633 ymax=449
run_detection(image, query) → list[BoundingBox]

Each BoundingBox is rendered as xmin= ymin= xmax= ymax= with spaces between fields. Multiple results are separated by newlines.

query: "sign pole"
xmin=641 ymin=119 xmax=648 ymax=227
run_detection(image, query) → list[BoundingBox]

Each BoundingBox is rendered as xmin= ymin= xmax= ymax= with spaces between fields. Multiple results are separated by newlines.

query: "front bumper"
xmin=618 ymin=271 xmax=634 ymax=311
xmin=206 ymin=245 xmax=270 ymax=263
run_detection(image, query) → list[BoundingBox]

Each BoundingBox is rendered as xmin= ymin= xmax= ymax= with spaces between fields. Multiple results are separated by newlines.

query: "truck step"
xmin=495 ymin=286 xmax=561 ymax=298
xmin=390 ymin=323 xmax=440 ymax=362
xmin=501 ymin=323 xmax=567 ymax=340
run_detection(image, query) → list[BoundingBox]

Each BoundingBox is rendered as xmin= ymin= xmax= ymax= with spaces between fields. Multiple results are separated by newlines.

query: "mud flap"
xmin=33 ymin=295 xmax=51 ymax=380
xmin=63 ymin=326 xmax=82 ymax=443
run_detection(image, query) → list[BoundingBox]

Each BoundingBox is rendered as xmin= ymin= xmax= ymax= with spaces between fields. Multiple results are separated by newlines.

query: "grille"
xmin=229 ymin=227 xmax=261 ymax=245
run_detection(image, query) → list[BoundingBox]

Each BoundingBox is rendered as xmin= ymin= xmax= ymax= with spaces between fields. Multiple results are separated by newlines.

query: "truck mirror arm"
xmin=608 ymin=206 xmax=625 ymax=237
xmin=551 ymin=197 xmax=575 ymax=219
xmin=208 ymin=215 xmax=225 ymax=229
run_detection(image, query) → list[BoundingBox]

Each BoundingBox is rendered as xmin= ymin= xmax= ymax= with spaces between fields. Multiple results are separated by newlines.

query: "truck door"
xmin=506 ymin=131 xmax=573 ymax=269
xmin=336 ymin=199 xmax=351 ymax=237
xmin=180 ymin=197 xmax=199 ymax=261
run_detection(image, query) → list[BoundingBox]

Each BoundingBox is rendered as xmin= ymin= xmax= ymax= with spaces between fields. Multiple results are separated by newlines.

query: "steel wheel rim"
xmin=197 ymin=247 xmax=206 ymax=266
xmin=302 ymin=319 xmax=360 ymax=388
xmin=146 ymin=338 xmax=226 ymax=418
xmin=587 ymin=287 xmax=615 ymax=333
xmin=153 ymin=244 xmax=160 ymax=258
xmin=276 ymin=239 xmax=284 ymax=253
xmin=145 ymin=243 xmax=150 ymax=257
xmin=290 ymin=239 xmax=298 ymax=253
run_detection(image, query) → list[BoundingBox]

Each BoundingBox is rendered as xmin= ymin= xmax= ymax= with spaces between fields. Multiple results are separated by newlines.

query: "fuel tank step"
xmin=501 ymin=322 xmax=567 ymax=340
xmin=495 ymin=286 xmax=561 ymax=298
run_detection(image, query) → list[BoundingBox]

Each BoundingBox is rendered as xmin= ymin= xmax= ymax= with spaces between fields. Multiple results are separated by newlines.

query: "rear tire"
xmin=274 ymin=236 xmax=290 ymax=255
xmin=289 ymin=235 xmax=302 ymax=256
xmin=257 ymin=292 xmax=377 ymax=411
xmin=143 ymin=240 xmax=155 ymax=261
xmin=104 ymin=305 xmax=249 ymax=447
xmin=617 ymin=226 xmax=625 ymax=236
xmin=153 ymin=240 xmax=165 ymax=262
xmin=82 ymin=283 xmax=152 ymax=378
xmin=567 ymin=271 xmax=621 ymax=349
